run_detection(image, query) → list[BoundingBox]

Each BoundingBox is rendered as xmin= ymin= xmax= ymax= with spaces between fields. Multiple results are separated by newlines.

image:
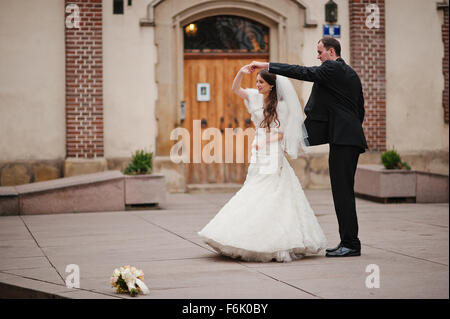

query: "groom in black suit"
xmin=251 ymin=37 xmax=367 ymax=257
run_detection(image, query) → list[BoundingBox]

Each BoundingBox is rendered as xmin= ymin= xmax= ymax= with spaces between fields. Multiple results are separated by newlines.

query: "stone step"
xmin=15 ymin=170 xmax=124 ymax=194
xmin=186 ymin=183 xmax=242 ymax=193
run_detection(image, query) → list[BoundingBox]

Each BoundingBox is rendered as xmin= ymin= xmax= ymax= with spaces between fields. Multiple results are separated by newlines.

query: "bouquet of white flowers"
xmin=110 ymin=265 xmax=149 ymax=297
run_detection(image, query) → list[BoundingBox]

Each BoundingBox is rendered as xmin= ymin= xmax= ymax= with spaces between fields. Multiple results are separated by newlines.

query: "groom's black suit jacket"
xmin=269 ymin=58 xmax=368 ymax=153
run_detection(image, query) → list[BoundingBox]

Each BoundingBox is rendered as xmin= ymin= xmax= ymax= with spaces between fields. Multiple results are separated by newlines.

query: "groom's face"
xmin=317 ymin=42 xmax=332 ymax=63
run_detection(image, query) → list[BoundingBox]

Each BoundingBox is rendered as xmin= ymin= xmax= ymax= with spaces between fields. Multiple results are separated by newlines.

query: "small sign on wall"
xmin=197 ymin=83 xmax=210 ymax=102
xmin=323 ymin=24 xmax=341 ymax=38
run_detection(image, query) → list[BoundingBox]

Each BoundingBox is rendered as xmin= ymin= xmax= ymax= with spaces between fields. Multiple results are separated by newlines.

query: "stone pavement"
xmin=0 ymin=190 xmax=448 ymax=299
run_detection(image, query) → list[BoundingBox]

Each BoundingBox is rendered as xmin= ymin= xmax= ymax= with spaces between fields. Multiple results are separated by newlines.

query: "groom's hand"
xmin=251 ymin=61 xmax=269 ymax=71
xmin=240 ymin=64 xmax=253 ymax=74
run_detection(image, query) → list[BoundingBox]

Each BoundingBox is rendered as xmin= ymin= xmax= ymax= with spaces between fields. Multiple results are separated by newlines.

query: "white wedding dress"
xmin=198 ymin=88 xmax=327 ymax=262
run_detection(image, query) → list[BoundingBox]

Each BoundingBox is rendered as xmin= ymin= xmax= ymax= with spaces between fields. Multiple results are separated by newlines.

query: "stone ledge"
xmin=0 ymin=186 xmax=18 ymax=196
xmin=18 ymin=175 xmax=125 ymax=216
xmin=15 ymin=170 xmax=124 ymax=195
xmin=0 ymin=170 xmax=168 ymax=215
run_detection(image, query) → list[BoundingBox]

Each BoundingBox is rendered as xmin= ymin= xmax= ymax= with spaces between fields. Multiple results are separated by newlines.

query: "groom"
xmin=251 ymin=37 xmax=368 ymax=257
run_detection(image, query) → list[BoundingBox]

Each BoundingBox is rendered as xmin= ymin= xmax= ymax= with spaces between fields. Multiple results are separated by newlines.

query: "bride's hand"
xmin=240 ymin=64 xmax=253 ymax=74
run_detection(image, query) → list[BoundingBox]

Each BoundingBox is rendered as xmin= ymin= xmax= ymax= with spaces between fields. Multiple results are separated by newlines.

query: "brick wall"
xmin=441 ymin=4 xmax=449 ymax=124
xmin=65 ymin=0 xmax=104 ymax=158
xmin=349 ymin=0 xmax=386 ymax=151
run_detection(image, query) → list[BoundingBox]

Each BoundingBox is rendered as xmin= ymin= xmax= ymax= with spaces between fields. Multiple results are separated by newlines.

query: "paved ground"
xmin=0 ymin=190 xmax=448 ymax=299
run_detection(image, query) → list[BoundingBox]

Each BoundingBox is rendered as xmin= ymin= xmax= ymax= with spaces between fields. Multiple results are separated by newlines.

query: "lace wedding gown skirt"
xmin=198 ymin=138 xmax=327 ymax=263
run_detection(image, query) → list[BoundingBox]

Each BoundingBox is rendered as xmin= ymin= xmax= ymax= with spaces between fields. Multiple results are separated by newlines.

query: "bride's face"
xmin=256 ymin=74 xmax=273 ymax=96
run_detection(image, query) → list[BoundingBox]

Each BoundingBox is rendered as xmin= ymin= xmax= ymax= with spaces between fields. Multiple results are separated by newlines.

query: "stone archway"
xmin=142 ymin=0 xmax=313 ymax=190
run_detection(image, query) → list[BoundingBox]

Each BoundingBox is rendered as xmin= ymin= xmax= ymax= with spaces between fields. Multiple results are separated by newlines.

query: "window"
xmin=184 ymin=16 xmax=269 ymax=53
xmin=113 ymin=0 xmax=124 ymax=15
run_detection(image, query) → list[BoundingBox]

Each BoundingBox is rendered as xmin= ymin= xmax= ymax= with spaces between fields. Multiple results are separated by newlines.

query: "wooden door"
xmin=183 ymin=55 xmax=269 ymax=184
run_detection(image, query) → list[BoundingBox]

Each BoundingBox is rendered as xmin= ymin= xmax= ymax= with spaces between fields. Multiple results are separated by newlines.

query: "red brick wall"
xmin=349 ymin=0 xmax=386 ymax=151
xmin=441 ymin=4 xmax=449 ymax=124
xmin=65 ymin=0 xmax=104 ymax=158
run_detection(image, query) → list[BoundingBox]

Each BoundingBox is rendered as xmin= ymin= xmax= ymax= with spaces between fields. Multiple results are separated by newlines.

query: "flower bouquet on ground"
xmin=110 ymin=265 xmax=149 ymax=297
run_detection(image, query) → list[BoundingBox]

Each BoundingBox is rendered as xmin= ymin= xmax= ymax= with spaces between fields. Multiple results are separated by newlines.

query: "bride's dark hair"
xmin=258 ymin=69 xmax=280 ymax=131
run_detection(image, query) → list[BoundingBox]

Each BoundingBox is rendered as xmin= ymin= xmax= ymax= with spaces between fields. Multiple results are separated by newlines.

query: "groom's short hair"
xmin=319 ymin=37 xmax=341 ymax=56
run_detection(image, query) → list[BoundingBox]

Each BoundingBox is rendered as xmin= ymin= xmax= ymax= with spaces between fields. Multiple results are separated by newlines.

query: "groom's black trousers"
xmin=328 ymin=144 xmax=361 ymax=251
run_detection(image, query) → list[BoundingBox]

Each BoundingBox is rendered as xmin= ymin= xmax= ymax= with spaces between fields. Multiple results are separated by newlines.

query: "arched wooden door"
xmin=182 ymin=16 xmax=269 ymax=184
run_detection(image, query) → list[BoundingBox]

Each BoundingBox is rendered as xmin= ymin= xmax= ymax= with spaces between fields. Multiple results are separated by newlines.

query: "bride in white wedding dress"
xmin=198 ymin=65 xmax=327 ymax=262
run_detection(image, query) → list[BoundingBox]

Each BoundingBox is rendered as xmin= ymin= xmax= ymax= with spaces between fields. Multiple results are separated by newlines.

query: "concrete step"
xmin=186 ymin=183 xmax=242 ymax=193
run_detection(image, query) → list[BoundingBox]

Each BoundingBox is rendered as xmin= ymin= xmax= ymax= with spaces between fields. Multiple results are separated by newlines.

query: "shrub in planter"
xmin=123 ymin=150 xmax=153 ymax=175
xmin=381 ymin=148 xmax=410 ymax=170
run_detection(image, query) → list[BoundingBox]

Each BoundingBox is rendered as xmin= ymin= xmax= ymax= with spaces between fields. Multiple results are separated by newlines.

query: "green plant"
xmin=123 ymin=149 xmax=153 ymax=175
xmin=381 ymin=148 xmax=410 ymax=170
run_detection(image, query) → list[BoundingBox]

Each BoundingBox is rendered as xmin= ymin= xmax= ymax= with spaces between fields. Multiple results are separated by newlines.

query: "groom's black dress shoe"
xmin=325 ymin=246 xmax=361 ymax=257
xmin=325 ymin=243 xmax=343 ymax=253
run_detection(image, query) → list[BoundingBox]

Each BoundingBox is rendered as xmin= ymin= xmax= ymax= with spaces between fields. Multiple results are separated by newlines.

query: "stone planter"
xmin=416 ymin=171 xmax=449 ymax=203
xmin=355 ymin=164 xmax=449 ymax=203
xmin=354 ymin=164 xmax=416 ymax=202
xmin=124 ymin=173 xmax=167 ymax=208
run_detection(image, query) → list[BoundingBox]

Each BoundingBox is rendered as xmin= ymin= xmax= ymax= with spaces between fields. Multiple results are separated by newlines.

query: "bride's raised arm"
xmin=231 ymin=64 xmax=253 ymax=101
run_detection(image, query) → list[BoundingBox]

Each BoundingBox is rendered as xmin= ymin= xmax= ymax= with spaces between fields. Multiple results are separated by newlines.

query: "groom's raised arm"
xmin=268 ymin=62 xmax=336 ymax=84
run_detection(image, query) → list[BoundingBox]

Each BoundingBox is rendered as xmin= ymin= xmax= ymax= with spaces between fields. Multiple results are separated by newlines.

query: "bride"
xmin=197 ymin=64 xmax=327 ymax=262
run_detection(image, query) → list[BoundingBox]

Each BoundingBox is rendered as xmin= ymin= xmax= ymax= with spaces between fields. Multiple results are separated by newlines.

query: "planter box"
xmin=355 ymin=165 xmax=449 ymax=203
xmin=416 ymin=172 xmax=449 ymax=203
xmin=355 ymin=164 xmax=416 ymax=202
xmin=124 ymin=173 xmax=167 ymax=208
